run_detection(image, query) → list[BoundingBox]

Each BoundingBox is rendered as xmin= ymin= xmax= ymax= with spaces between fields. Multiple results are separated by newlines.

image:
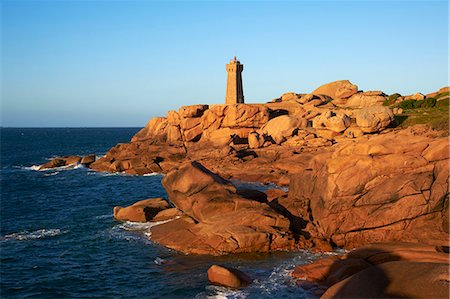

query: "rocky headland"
xmin=38 ymin=80 xmax=449 ymax=297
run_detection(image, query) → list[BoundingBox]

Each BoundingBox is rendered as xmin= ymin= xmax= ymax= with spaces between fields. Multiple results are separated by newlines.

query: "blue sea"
xmin=1 ymin=128 xmax=326 ymax=298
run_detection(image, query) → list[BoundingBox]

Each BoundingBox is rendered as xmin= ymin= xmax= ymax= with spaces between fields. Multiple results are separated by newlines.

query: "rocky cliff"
xmin=39 ymin=80 xmax=449 ymax=255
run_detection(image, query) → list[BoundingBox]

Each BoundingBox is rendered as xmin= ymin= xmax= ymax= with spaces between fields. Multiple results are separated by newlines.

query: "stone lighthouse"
xmin=225 ymin=56 xmax=244 ymax=104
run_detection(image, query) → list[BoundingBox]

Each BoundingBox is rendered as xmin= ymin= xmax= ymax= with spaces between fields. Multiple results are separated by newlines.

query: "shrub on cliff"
xmin=383 ymin=93 xmax=401 ymax=106
xmin=436 ymin=97 xmax=449 ymax=107
xmin=398 ymin=98 xmax=436 ymax=110
xmin=421 ymin=97 xmax=437 ymax=108
xmin=398 ymin=100 xmax=415 ymax=109
xmin=413 ymin=100 xmax=424 ymax=108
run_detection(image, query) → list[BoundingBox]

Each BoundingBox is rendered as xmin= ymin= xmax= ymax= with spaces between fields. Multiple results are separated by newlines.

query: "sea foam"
xmin=2 ymin=228 xmax=67 ymax=241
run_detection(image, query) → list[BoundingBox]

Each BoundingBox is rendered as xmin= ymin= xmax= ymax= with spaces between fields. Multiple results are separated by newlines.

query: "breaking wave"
xmin=17 ymin=162 xmax=86 ymax=172
xmin=143 ymin=172 xmax=163 ymax=177
xmin=1 ymin=229 xmax=67 ymax=241
xmin=109 ymin=217 xmax=180 ymax=243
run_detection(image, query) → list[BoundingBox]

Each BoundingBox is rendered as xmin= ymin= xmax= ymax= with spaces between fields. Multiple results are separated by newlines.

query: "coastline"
xmin=30 ymin=81 xmax=449 ymax=297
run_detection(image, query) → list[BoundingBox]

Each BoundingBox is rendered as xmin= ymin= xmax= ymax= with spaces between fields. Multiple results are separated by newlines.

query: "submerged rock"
xmin=37 ymin=155 xmax=82 ymax=170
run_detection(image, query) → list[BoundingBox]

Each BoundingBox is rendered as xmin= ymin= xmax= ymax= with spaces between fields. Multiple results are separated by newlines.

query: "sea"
xmin=1 ymin=128 xmax=331 ymax=298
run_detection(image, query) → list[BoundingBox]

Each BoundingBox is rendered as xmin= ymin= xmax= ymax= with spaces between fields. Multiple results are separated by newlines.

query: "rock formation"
xmin=36 ymin=81 xmax=448 ymax=260
xmin=288 ymin=126 xmax=449 ymax=249
xmin=207 ymin=265 xmax=252 ymax=288
xmin=292 ymin=242 xmax=449 ymax=298
xmin=113 ymin=198 xmax=171 ymax=222
xmin=150 ymin=161 xmax=310 ymax=255
xmin=37 ymin=154 xmax=96 ymax=170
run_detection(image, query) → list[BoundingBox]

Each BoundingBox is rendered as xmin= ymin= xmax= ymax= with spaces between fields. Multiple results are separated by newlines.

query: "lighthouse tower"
xmin=225 ymin=56 xmax=244 ymax=104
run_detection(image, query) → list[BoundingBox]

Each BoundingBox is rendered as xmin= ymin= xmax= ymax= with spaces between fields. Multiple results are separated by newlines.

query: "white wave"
xmin=154 ymin=257 xmax=167 ymax=265
xmin=143 ymin=172 xmax=163 ymax=177
xmin=108 ymin=227 xmax=153 ymax=245
xmin=19 ymin=161 xmax=86 ymax=172
xmin=109 ymin=217 xmax=180 ymax=245
xmin=44 ymin=171 xmax=60 ymax=176
xmin=94 ymin=214 xmax=114 ymax=219
xmin=118 ymin=217 xmax=178 ymax=232
xmin=13 ymin=165 xmax=41 ymax=171
xmin=2 ymin=229 xmax=67 ymax=241
xmin=73 ymin=163 xmax=86 ymax=169
xmin=118 ymin=221 xmax=157 ymax=231
xmin=202 ymin=285 xmax=246 ymax=299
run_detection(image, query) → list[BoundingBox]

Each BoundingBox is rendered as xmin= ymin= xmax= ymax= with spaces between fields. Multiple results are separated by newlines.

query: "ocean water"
xmin=1 ymin=128 xmax=326 ymax=298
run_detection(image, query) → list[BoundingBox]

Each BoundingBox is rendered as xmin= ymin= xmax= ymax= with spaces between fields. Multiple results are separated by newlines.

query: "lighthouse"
xmin=225 ymin=56 xmax=244 ymax=104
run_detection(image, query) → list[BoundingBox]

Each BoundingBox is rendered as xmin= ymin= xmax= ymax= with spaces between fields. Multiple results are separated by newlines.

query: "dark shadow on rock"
xmin=436 ymin=245 xmax=450 ymax=253
xmin=269 ymin=108 xmax=289 ymax=119
xmin=268 ymin=198 xmax=310 ymax=240
xmin=232 ymin=136 xmax=249 ymax=145
xmin=236 ymin=188 xmax=268 ymax=203
xmin=390 ymin=115 xmax=408 ymax=127
xmin=191 ymin=161 xmax=233 ymax=185
xmin=235 ymin=150 xmax=258 ymax=160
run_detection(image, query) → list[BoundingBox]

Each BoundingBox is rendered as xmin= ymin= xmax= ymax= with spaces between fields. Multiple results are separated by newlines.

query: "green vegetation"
xmin=398 ymin=99 xmax=416 ymax=109
xmin=383 ymin=93 xmax=401 ymax=106
xmin=421 ymin=97 xmax=436 ymax=108
xmin=435 ymin=91 xmax=450 ymax=99
xmin=396 ymin=104 xmax=449 ymax=132
xmin=436 ymin=97 xmax=449 ymax=108
xmin=398 ymin=97 xmax=439 ymax=109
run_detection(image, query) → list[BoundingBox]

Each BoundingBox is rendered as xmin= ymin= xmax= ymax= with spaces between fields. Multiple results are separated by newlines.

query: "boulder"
xmin=203 ymin=128 xmax=233 ymax=146
xmin=248 ymin=131 xmax=264 ymax=149
xmin=64 ymin=155 xmax=82 ymax=165
xmin=180 ymin=117 xmax=202 ymax=130
xmin=38 ymin=155 xmax=82 ymax=170
xmin=131 ymin=117 xmax=168 ymax=142
xmin=201 ymin=108 xmax=223 ymax=131
xmin=292 ymin=257 xmax=339 ymax=282
xmin=178 ymin=104 xmax=209 ymax=118
xmin=315 ymin=129 xmax=340 ymax=141
xmin=355 ymin=106 xmax=394 ymax=133
xmin=167 ymin=125 xmax=182 ymax=144
xmin=261 ymin=115 xmax=308 ymax=144
xmin=183 ymin=124 xmax=203 ymax=142
xmin=167 ymin=110 xmax=181 ymax=126
xmin=151 ymin=161 xmax=305 ymax=255
xmin=404 ymin=93 xmax=425 ymax=101
xmin=343 ymin=126 xmax=364 ymax=138
xmin=321 ymin=261 xmax=449 ymax=299
xmin=152 ymin=208 xmax=183 ymax=222
xmin=392 ymin=107 xmax=403 ymax=115
xmin=38 ymin=158 xmax=66 ymax=170
xmin=207 ymin=265 xmax=252 ymax=288
xmin=80 ymin=154 xmax=96 ymax=166
xmin=281 ymin=92 xmax=300 ymax=102
xmin=345 ymin=242 xmax=450 ymax=265
xmin=222 ymin=105 xmax=269 ymax=128
xmin=313 ymin=80 xmax=358 ymax=99
xmin=312 ymin=111 xmax=351 ymax=133
xmin=343 ymin=91 xmax=386 ymax=108
xmin=113 ymin=198 xmax=171 ymax=222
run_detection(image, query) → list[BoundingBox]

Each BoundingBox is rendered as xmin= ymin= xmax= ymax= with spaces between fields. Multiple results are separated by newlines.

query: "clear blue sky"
xmin=1 ymin=0 xmax=448 ymax=127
